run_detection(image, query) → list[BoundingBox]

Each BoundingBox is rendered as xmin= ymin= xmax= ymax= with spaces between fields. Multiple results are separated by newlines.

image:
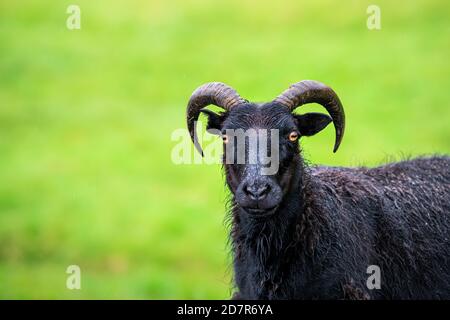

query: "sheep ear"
xmin=200 ymin=108 xmax=226 ymax=134
xmin=294 ymin=112 xmax=332 ymax=136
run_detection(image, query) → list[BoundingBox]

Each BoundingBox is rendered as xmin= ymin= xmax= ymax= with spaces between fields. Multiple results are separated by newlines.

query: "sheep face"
xmin=201 ymin=102 xmax=332 ymax=217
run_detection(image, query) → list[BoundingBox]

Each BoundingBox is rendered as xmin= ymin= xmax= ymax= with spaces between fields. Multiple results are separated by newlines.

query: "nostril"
xmin=244 ymin=183 xmax=271 ymax=200
xmin=256 ymin=184 xmax=270 ymax=197
xmin=243 ymin=184 xmax=252 ymax=196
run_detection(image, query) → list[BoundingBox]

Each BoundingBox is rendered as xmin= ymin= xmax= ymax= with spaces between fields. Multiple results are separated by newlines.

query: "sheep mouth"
xmin=242 ymin=206 xmax=278 ymax=218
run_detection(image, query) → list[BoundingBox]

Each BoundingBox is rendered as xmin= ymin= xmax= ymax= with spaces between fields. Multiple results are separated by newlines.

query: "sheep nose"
xmin=244 ymin=183 xmax=271 ymax=201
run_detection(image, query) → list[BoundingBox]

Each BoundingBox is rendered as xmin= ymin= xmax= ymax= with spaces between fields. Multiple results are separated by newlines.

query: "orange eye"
xmin=222 ymin=134 xmax=229 ymax=144
xmin=288 ymin=131 xmax=299 ymax=142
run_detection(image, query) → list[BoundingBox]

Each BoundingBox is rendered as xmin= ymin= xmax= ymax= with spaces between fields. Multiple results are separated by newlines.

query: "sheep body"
xmin=231 ymin=156 xmax=450 ymax=299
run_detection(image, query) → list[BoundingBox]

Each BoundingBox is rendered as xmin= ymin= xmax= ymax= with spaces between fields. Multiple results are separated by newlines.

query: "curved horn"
xmin=273 ymin=80 xmax=345 ymax=153
xmin=187 ymin=82 xmax=246 ymax=156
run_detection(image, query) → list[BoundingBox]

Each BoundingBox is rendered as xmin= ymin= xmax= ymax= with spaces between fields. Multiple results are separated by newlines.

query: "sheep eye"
xmin=288 ymin=131 xmax=299 ymax=142
xmin=222 ymin=134 xmax=229 ymax=144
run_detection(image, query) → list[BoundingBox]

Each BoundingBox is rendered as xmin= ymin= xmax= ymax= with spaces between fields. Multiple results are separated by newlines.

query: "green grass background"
xmin=0 ymin=0 xmax=449 ymax=299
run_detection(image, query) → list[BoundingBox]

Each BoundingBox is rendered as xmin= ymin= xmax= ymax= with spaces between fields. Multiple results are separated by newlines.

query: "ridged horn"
xmin=274 ymin=80 xmax=345 ymax=152
xmin=186 ymin=82 xmax=246 ymax=156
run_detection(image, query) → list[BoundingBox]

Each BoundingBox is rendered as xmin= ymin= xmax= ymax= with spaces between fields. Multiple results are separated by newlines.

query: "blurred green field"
xmin=0 ymin=0 xmax=449 ymax=299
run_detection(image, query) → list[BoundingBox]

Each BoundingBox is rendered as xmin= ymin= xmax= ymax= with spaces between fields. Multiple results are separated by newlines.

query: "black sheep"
xmin=186 ymin=81 xmax=450 ymax=299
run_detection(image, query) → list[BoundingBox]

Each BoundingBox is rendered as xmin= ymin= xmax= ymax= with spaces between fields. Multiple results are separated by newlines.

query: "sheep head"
xmin=186 ymin=81 xmax=345 ymax=217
